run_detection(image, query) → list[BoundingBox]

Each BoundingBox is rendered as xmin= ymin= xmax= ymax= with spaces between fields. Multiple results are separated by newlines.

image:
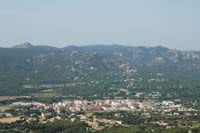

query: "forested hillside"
xmin=1 ymin=43 xmax=200 ymax=102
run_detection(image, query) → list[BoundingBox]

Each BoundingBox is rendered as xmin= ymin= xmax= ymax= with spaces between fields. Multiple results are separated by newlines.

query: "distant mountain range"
xmin=9 ymin=42 xmax=200 ymax=69
xmin=1 ymin=42 xmax=200 ymax=97
xmin=2 ymin=42 xmax=200 ymax=80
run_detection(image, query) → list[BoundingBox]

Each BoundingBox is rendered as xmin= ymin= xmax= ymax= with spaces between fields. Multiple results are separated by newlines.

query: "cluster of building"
xmin=3 ymin=99 xmax=197 ymax=130
xmin=151 ymin=100 xmax=197 ymax=117
xmin=12 ymin=102 xmax=46 ymax=107
xmin=11 ymin=99 xmax=196 ymax=119
xmin=53 ymin=99 xmax=142 ymax=112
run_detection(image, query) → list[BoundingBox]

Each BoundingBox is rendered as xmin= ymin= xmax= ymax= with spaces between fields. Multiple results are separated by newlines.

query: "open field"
xmin=0 ymin=106 xmax=11 ymax=112
xmin=0 ymin=116 xmax=21 ymax=123
xmin=31 ymin=92 xmax=58 ymax=98
xmin=0 ymin=96 xmax=31 ymax=101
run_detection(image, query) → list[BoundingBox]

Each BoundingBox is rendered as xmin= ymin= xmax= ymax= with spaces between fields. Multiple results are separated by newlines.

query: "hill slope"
xmin=0 ymin=44 xmax=200 ymax=101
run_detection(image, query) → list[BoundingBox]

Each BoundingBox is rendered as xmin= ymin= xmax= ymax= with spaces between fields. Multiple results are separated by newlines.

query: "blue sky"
xmin=0 ymin=0 xmax=200 ymax=50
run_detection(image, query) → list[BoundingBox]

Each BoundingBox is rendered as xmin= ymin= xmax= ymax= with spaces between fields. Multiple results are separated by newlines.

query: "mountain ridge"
xmin=13 ymin=42 xmax=33 ymax=48
xmin=1 ymin=42 xmax=200 ymax=98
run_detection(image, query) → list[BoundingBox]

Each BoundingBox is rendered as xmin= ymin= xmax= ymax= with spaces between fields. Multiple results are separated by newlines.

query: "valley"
xmin=1 ymin=44 xmax=200 ymax=132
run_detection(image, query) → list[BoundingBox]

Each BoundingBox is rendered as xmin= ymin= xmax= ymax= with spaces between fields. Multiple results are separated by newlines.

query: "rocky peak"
xmin=13 ymin=42 xmax=33 ymax=48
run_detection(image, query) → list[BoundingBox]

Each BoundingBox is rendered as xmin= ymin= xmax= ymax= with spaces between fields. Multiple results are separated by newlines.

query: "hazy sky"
xmin=0 ymin=0 xmax=200 ymax=50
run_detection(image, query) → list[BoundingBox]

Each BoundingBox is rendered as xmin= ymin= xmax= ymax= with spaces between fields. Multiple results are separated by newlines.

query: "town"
xmin=1 ymin=98 xmax=198 ymax=131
